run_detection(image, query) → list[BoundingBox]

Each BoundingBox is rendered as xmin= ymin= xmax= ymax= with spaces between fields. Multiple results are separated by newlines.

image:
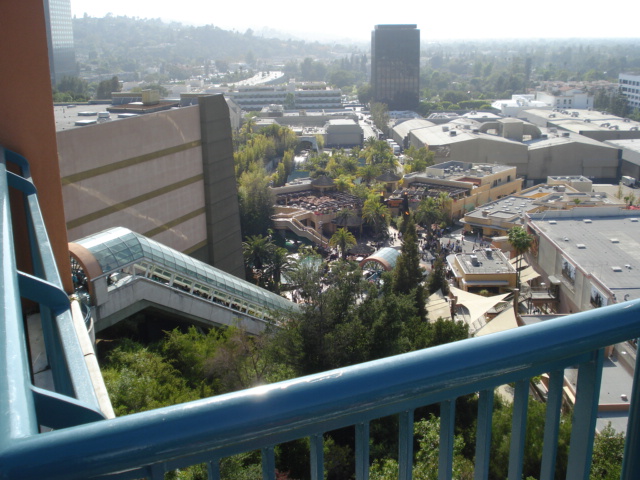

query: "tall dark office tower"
xmin=371 ymin=24 xmax=420 ymax=111
xmin=43 ymin=0 xmax=77 ymax=85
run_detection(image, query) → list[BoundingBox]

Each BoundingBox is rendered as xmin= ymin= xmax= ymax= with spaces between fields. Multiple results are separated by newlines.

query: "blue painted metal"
xmin=438 ymin=400 xmax=455 ymax=480
xmin=566 ymin=349 xmax=605 ymax=479
xmin=355 ymin=422 xmax=370 ymax=480
xmin=622 ymin=352 xmax=640 ymax=477
xmin=310 ymin=434 xmax=324 ymax=480
xmin=508 ymin=379 xmax=529 ymax=480
xmin=398 ymin=410 xmax=414 ymax=480
xmin=261 ymin=446 xmax=276 ymax=480
xmin=474 ymin=389 xmax=494 ymax=480
xmin=539 ymin=370 xmax=563 ymax=480
xmin=4 ymin=146 xmax=640 ymax=480
xmin=0 ymin=147 xmax=105 ymax=439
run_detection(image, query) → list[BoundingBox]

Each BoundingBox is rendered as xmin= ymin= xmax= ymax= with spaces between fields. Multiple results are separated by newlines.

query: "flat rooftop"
xmin=465 ymin=195 xmax=539 ymax=224
xmin=454 ymin=248 xmax=516 ymax=276
xmin=529 ymin=207 xmax=640 ymax=301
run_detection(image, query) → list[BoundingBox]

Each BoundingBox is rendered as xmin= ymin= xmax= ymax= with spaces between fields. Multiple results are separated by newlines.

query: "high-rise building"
xmin=371 ymin=24 xmax=420 ymax=111
xmin=44 ymin=0 xmax=77 ymax=85
xmin=619 ymin=73 xmax=640 ymax=111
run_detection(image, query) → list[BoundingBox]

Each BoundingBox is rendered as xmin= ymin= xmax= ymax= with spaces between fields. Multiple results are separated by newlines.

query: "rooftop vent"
xmin=583 ymin=219 xmax=592 ymax=223
xmin=631 ymin=218 xmax=639 ymax=222
xmin=549 ymin=220 xmax=557 ymax=225
xmin=576 ymin=244 xmax=586 ymax=249
xmin=610 ymin=238 xmax=620 ymax=243
xmin=562 ymin=132 xmax=570 ymax=137
xmin=470 ymin=255 xmax=479 ymax=266
xmin=564 ymin=237 xmax=570 ymax=242
xmin=612 ymin=266 xmax=623 ymax=272
xmin=450 ymin=130 xmax=457 ymax=136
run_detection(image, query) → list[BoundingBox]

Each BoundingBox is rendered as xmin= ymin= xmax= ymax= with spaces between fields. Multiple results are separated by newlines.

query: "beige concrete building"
xmin=447 ymin=248 xmax=517 ymax=293
xmin=401 ymin=161 xmax=523 ymax=220
xmin=394 ymin=115 xmax=623 ymax=184
xmin=520 ymin=108 xmax=640 ymax=142
xmin=461 ymin=181 xmax=623 ymax=238
xmin=527 ymin=207 xmax=640 ymax=313
xmin=57 ymin=95 xmax=245 ymax=279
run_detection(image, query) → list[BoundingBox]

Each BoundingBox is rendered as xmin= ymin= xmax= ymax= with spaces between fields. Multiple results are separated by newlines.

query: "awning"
xmin=475 ymin=307 xmax=518 ymax=337
xmin=450 ymin=286 xmax=510 ymax=325
xmin=519 ymin=266 xmax=541 ymax=284
xmin=426 ymin=289 xmax=452 ymax=323
xmin=462 ymin=280 xmax=510 ymax=286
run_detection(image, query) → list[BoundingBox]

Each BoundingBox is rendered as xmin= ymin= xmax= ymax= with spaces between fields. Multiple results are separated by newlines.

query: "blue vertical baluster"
xmin=508 ymin=379 xmax=529 ymax=480
xmin=355 ymin=422 xmax=370 ymax=480
xmin=310 ymin=434 xmax=324 ymax=480
xmin=566 ymin=349 xmax=604 ymax=479
xmin=439 ymin=399 xmax=455 ymax=480
xmin=622 ymin=347 xmax=640 ymax=479
xmin=474 ymin=388 xmax=494 ymax=480
xmin=207 ymin=459 xmax=221 ymax=480
xmin=539 ymin=370 xmax=564 ymax=480
xmin=398 ymin=410 xmax=414 ymax=480
xmin=261 ymin=446 xmax=276 ymax=480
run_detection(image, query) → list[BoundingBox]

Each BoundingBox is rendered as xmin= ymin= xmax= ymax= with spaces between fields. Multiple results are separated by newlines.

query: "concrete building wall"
xmin=527 ymin=142 xmax=618 ymax=182
xmin=58 ymin=95 xmax=244 ymax=278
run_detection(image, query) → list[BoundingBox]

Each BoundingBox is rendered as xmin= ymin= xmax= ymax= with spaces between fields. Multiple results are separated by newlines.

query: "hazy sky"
xmin=71 ymin=0 xmax=639 ymax=43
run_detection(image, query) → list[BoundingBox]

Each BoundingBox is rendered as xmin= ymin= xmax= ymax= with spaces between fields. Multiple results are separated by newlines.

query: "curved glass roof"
xmin=74 ymin=227 xmax=295 ymax=313
xmin=366 ymin=247 xmax=401 ymax=269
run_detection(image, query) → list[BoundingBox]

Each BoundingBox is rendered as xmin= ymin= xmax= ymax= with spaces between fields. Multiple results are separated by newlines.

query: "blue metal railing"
xmin=0 ymin=146 xmax=105 ymax=439
xmin=3 ymin=145 xmax=640 ymax=479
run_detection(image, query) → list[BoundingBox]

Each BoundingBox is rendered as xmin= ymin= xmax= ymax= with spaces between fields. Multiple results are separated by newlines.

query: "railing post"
xmin=508 ymin=379 xmax=529 ymax=480
xmin=474 ymin=389 xmax=494 ymax=480
xmin=207 ymin=459 xmax=221 ymax=480
xmin=622 ymin=349 xmax=640 ymax=479
xmin=439 ymin=400 xmax=455 ymax=480
xmin=540 ymin=370 xmax=564 ymax=480
xmin=261 ymin=446 xmax=276 ymax=480
xmin=398 ymin=410 xmax=414 ymax=480
xmin=355 ymin=422 xmax=370 ymax=480
xmin=566 ymin=348 xmax=604 ymax=479
xmin=310 ymin=433 xmax=324 ymax=480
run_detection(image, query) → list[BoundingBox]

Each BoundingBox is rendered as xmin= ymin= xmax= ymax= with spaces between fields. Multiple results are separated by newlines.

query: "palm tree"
xmin=415 ymin=197 xmax=442 ymax=240
xmin=508 ymin=226 xmax=534 ymax=288
xmin=329 ymin=228 xmax=357 ymax=260
xmin=362 ymin=197 xmax=390 ymax=238
xmin=242 ymin=234 xmax=274 ymax=284
xmin=437 ymin=191 xmax=453 ymax=221
xmin=358 ymin=164 xmax=381 ymax=185
xmin=265 ymin=246 xmax=293 ymax=294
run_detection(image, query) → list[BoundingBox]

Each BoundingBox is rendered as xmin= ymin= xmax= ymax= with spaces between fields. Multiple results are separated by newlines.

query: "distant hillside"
xmin=73 ymin=15 xmax=339 ymax=70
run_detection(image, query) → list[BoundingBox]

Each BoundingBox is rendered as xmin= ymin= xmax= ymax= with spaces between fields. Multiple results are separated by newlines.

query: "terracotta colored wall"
xmin=0 ymin=4 xmax=72 ymax=292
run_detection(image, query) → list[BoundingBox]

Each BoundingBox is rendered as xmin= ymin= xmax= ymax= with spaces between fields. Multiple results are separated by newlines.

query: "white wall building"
xmin=619 ymin=73 xmax=640 ymax=111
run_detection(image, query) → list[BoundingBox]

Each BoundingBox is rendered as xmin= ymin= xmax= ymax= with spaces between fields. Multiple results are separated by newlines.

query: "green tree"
xmin=507 ymin=226 xmax=534 ymax=288
xmin=427 ymin=255 xmax=449 ymax=296
xmin=590 ymin=423 xmax=625 ymax=480
xmin=238 ymin=164 xmax=275 ymax=237
xmin=329 ymin=228 xmax=357 ymax=260
xmin=242 ymin=234 xmax=275 ymax=284
xmin=358 ymin=83 xmax=373 ymax=105
xmin=370 ymin=102 xmax=390 ymax=133
xmin=392 ymin=217 xmax=426 ymax=320
xmin=102 ymin=339 xmax=199 ymax=416
xmin=95 ymin=76 xmax=121 ymax=99
xmin=362 ymin=195 xmax=390 ymax=238
xmin=369 ymin=415 xmax=473 ymax=480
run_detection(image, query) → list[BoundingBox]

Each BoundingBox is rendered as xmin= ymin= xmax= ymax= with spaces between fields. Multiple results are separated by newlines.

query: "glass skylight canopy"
xmin=74 ymin=227 xmax=294 ymax=314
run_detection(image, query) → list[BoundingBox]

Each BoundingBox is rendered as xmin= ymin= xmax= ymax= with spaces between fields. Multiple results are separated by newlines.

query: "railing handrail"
xmin=3 ymin=300 xmax=640 ymax=479
xmin=0 ymin=146 xmax=105 ymax=442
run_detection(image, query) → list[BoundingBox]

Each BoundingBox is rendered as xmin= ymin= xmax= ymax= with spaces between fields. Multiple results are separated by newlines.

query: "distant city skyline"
xmin=72 ymin=0 xmax=640 ymax=43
